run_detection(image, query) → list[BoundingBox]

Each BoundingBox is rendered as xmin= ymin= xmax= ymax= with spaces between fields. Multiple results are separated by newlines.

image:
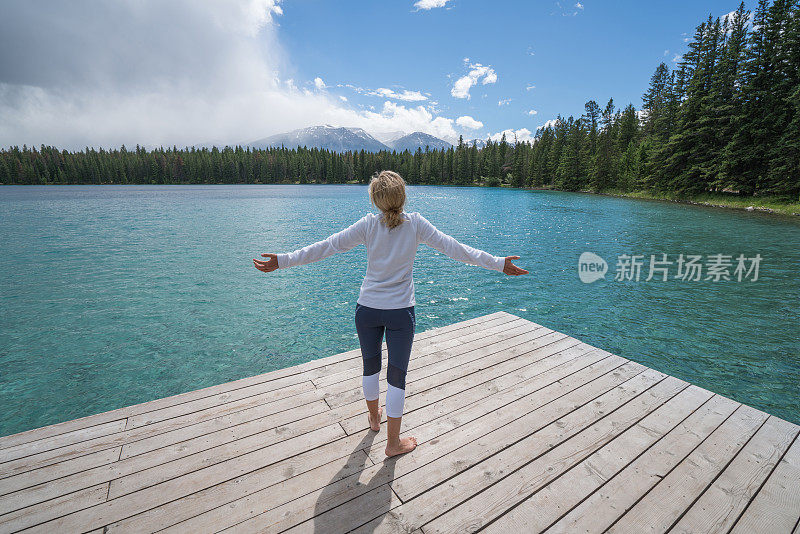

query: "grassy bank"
xmin=520 ymin=185 xmax=800 ymax=216
xmin=600 ymin=190 xmax=800 ymax=216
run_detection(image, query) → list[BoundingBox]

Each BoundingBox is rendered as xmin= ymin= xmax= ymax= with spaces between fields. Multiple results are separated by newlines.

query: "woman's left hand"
xmin=503 ymin=256 xmax=529 ymax=276
xmin=253 ymin=253 xmax=279 ymax=273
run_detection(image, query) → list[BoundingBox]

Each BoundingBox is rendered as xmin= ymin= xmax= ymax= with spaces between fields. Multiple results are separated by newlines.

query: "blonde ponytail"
xmin=368 ymin=170 xmax=406 ymax=229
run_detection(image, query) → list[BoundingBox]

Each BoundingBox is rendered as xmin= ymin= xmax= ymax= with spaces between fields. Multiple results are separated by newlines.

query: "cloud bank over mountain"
xmin=0 ymin=0 xmax=470 ymax=149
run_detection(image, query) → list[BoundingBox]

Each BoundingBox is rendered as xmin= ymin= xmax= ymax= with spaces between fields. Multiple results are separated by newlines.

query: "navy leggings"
xmin=354 ymin=303 xmax=416 ymax=390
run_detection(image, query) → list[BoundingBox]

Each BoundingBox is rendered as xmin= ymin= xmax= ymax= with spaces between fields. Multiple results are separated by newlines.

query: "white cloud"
xmin=451 ymin=61 xmax=498 ymax=100
xmin=413 ymin=0 xmax=453 ymax=10
xmin=556 ymin=1 xmax=582 ymax=16
xmin=526 ymin=84 xmax=536 ymax=91
xmin=489 ymin=128 xmax=533 ymax=143
xmin=537 ymin=118 xmax=560 ymax=130
xmin=456 ymin=115 xmax=483 ymax=130
xmin=0 ymin=0 xmax=462 ymax=149
xmin=672 ymin=53 xmax=682 ymax=63
xmin=339 ymin=95 xmax=348 ymax=102
xmin=722 ymin=10 xmax=754 ymax=33
xmin=498 ymin=98 xmax=512 ymax=106
xmin=367 ymin=88 xmax=428 ymax=102
xmin=526 ymin=109 xmax=538 ymax=116
xmin=338 ymin=101 xmax=458 ymax=142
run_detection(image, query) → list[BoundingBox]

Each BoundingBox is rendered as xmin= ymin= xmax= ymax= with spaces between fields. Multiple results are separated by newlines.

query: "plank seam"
xmin=0 ymin=320 xmax=516 ymax=473
xmin=726 ymin=427 xmax=800 ymax=534
xmin=115 ymin=351 xmax=620 ymax=533
xmin=0 ymin=330 xmax=576 ymax=510
xmin=663 ymin=413 xmax=770 ymax=533
xmin=389 ymin=482 xmax=405 ymax=505
xmin=599 ymin=402 xmax=743 ymax=533
xmin=132 ymin=351 xmax=620 ymax=533
xmin=532 ymin=391 xmax=717 ymax=533
xmin=460 ymin=376 xmax=690 ymax=534
xmin=114 ymin=320 xmax=528 ymax=432
xmin=398 ymin=330 xmax=570 ymax=401
xmin=0 ymin=343 xmax=609 ymax=534
xmin=312 ymin=318 xmax=536 ymax=390
xmin=403 ymin=368 xmax=660 ymax=530
xmin=0 ymin=314 xmax=507 ymax=448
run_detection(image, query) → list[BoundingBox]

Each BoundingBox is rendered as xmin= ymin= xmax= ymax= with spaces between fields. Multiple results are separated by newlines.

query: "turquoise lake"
xmin=0 ymin=184 xmax=798 ymax=436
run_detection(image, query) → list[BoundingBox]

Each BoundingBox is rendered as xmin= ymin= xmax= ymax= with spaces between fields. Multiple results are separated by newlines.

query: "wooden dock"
xmin=1 ymin=312 xmax=798 ymax=533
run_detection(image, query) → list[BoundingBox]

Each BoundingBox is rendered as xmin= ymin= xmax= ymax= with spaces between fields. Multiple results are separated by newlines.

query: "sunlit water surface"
xmin=0 ymin=184 xmax=798 ymax=435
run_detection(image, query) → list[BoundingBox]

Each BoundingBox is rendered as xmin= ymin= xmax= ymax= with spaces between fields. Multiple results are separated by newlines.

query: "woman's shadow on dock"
xmin=313 ymin=429 xmax=398 ymax=533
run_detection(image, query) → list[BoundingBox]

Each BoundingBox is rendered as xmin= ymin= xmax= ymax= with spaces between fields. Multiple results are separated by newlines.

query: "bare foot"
xmin=368 ymin=407 xmax=383 ymax=432
xmin=385 ymin=436 xmax=418 ymax=457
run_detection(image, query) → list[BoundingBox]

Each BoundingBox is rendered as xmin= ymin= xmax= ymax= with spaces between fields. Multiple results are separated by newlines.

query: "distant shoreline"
xmin=560 ymin=188 xmax=800 ymax=217
xmin=4 ymin=180 xmax=799 ymax=217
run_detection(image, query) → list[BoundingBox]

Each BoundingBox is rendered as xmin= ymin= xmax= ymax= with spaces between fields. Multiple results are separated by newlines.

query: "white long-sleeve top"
xmin=277 ymin=211 xmax=505 ymax=309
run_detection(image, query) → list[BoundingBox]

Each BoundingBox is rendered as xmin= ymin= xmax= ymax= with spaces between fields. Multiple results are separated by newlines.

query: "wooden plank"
xmin=0 ymin=376 xmax=316 ymax=474
xmin=7 ymin=424 xmax=345 ymax=533
xmin=336 ymin=332 xmax=577 ymax=428
xmin=324 ymin=323 xmax=554 ymax=407
xmin=97 ymin=346 xmax=604 ymax=532
xmin=116 ymin=447 xmax=376 ymax=533
xmin=341 ymin=368 xmax=670 ymax=534
xmin=9 ymin=318 xmax=540 ymax=528
xmin=607 ymin=404 xmax=769 ymax=534
xmin=0 ymin=401 xmax=329 ymax=512
xmin=0 ymin=315 xmax=511 ymax=481
xmin=20 ymin=330 xmax=556 ymax=510
xmin=732 ymin=435 xmax=800 ymax=534
xmin=0 ymin=447 xmax=122 ymax=498
xmin=123 ymin=350 xmax=620 ymax=534
xmin=547 ymin=393 xmax=740 ymax=533
xmin=342 ymin=341 xmax=600 ymax=440
xmin=97 ymin=331 xmax=565 ymax=501
xmin=0 ymin=382 xmax=325 ymax=479
xmin=275 ymin=483 xmax=404 ymax=534
xmin=0 ymin=312 xmax=506 ymax=451
xmin=391 ymin=363 xmax=655 ymax=504
xmin=672 ymin=416 xmax=799 ymax=534
xmin=477 ymin=385 xmax=714 ymax=533
xmin=419 ymin=375 xmax=690 ymax=534
xmin=0 ymin=420 xmax=127 ymax=465
xmin=312 ymin=317 xmax=535 ymax=390
xmin=1 ymin=313 xmax=796 ymax=534
xmin=0 ymin=483 xmax=109 ymax=533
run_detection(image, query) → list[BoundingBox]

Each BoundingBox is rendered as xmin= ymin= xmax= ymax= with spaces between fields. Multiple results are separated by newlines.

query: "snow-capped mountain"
xmin=467 ymin=138 xmax=488 ymax=149
xmin=244 ymin=125 xmax=390 ymax=152
xmin=388 ymin=132 xmax=453 ymax=152
xmin=371 ymin=130 xmax=407 ymax=145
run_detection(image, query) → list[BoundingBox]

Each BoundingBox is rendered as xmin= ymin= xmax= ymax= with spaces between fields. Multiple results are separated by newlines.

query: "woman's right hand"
xmin=253 ymin=253 xmax=279 ymax=273
xmin=503 ymin=256 xmax=529 ymax=276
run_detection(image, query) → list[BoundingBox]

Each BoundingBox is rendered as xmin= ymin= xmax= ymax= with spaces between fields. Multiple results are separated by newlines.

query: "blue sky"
xmin=276 ymin=0 xmax=742 ymax=141
xmin=0 ymin=0 xmax=746 ymax=149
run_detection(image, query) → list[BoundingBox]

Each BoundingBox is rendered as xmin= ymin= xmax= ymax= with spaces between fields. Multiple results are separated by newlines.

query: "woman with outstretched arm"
xmin=253 ymin=170 xmax=528 ymax=457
